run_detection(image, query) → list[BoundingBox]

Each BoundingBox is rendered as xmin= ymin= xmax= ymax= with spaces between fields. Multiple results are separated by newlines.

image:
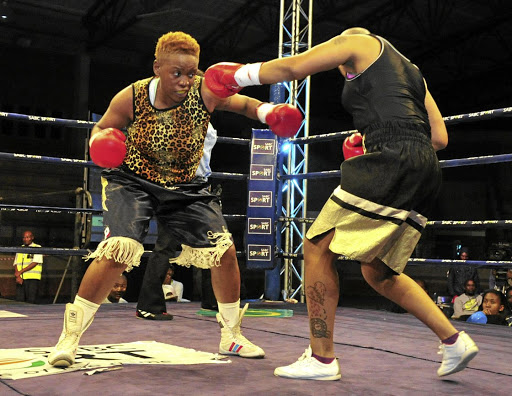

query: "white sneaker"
xmin=217 ymin=303 xmax=265 ymax=358
xmin=437 ymin=331 xmax=479 ymax=377
xmin=274 ymin=346 xmax=341 ymax=381
xmin=47 ymin=303 xmax=93 ymax=367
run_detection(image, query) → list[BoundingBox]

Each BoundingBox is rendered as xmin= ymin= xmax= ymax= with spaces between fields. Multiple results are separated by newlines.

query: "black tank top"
xmin=341 ymin=35 xmax=429 ymax=134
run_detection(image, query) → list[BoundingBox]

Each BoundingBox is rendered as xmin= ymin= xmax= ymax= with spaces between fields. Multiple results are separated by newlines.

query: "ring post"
xmin=262 ymin=82 xmax=287 ymax=300
xmin=245 ymin=129 xmax=279 ymax=282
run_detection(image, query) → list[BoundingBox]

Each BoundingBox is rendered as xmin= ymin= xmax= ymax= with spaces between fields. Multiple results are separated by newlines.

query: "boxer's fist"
xmin=257 ymin=103 xmax=302 ymax=138
xmin=204 ymin=62 xmax=262 ymax=98
xmin=342 ymin=132 xmax=364 ymax=160
xmin=89 ymin=128 xmax=126 ymax=168
xmin=204 ymin=63 xmax=243 ymax=98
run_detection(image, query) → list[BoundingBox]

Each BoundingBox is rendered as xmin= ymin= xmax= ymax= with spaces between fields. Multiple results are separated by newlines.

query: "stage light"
xmin=0 ymin=1 xmax=13 ymax=22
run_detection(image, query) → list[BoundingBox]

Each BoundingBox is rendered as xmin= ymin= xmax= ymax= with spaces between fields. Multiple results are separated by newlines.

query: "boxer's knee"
xmin=85 ymin=236 xmax=144 ymax=272
xmin=361 ymin=258 xmax=396 ymax=286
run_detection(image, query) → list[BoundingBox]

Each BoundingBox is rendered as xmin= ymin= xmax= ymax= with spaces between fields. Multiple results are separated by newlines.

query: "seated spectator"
xmin=162 ymin=265 xmax=189 ymax=302
xmin=447 ymin=247 xmax=480 ymax=298
xmin=505 ymin=287 xmax=512 ymax=326
xmin=478 ymin=289 xmax=509 ymax=326
xmin=451 ymin=279 xmax=482 ymax=321
xmin=103 ymin=274 xmax=128 ymax=304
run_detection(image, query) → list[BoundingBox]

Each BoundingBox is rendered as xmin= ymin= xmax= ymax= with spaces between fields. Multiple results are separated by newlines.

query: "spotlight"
xmin=281 ymin=142 xmax=291 ymax=153
xmin=0 ymin=1 xmax=13 ymax=22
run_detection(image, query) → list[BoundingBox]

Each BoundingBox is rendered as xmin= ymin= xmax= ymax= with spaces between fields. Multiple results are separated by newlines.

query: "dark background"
xmin=0 ymin=0 xmax=511 ymax=301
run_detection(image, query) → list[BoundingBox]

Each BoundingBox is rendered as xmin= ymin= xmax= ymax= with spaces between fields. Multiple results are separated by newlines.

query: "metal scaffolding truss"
xmin=277 ymin=0 xmax=312 ymax=302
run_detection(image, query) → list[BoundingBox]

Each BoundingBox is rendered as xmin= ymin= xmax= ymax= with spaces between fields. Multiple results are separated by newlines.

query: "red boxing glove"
xmin=204 ymin=62 xmax=262 ymax=98
xmin=89 ymin=128 xmax=126 ymax=168
xmin=257 ymin=103 xmax=303 ymax=138
xmin=204 ymin=63 xmax=243 ymax=98
xmin=342 ymin=132 xmax=364 ymax=160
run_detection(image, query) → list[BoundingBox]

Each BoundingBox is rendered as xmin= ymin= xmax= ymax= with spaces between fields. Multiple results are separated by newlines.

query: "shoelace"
xmin=57 ymin=332 xmax=79 ymax=348
xmin=297 ymin=347 xmax=312 ymax=361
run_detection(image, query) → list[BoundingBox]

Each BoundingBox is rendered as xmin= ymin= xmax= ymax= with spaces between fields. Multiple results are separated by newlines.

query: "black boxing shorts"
xmin=97 ymin=167 xmax=232 ymax=269
xmin=306 ymin=122 xmax=441 ymax=274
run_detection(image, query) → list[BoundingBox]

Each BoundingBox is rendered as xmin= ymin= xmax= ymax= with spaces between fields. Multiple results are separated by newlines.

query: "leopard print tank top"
xmin=124 ymin=75 xmax=211 ymax=187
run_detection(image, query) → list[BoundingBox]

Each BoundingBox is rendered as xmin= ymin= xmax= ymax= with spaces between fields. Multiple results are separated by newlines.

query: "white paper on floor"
xmin=0 ymin=341 xmax=230 ymax=380
xmin=0 ymin=310 xmax=27 ymax=318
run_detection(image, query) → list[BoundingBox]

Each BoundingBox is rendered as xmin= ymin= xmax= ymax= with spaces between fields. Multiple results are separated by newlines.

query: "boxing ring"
xmin=0 ymin=108 xmax=511 ymax=394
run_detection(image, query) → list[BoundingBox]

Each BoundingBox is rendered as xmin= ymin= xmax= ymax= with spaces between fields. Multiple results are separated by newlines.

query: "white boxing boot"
xmin=48 ymin=303 xmax=94 ymax=367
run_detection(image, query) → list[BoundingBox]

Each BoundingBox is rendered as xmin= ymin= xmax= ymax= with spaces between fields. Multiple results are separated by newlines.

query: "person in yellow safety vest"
xmin=13 ymin=230 xmax=43 ymax=303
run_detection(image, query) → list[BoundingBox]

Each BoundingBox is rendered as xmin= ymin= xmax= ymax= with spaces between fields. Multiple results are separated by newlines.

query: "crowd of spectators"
xmin=444 ymin=247 xmax=512 ymax=326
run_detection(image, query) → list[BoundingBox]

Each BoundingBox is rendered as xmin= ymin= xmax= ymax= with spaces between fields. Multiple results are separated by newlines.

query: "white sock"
xmin=218 ymin=299 xmax=240 ymax=328
xmin=74 ymin=295 xmax=100 ymax=330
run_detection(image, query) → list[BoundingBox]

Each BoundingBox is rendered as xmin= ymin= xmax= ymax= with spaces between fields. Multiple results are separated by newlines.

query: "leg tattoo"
xmin=307 ymin=281 xmax=326 ymax=305
xmin=310 ymin=317 xmax=331 ymax=339
xmin=307 ymin=281 xmax=331 ymax=338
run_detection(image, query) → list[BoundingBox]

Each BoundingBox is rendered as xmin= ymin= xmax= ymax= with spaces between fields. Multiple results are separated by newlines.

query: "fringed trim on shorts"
xmin=84 ymin=237 xmax=144 ymax=272
xmin=170 ymin=227 xmax=233 ymax=269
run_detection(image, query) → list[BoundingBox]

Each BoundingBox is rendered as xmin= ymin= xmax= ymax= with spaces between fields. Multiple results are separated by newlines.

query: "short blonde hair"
xmin=154 ymin=31 xmax=200 ymax=60
xmin=341 ymin=27 xmax=370 ymax=36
